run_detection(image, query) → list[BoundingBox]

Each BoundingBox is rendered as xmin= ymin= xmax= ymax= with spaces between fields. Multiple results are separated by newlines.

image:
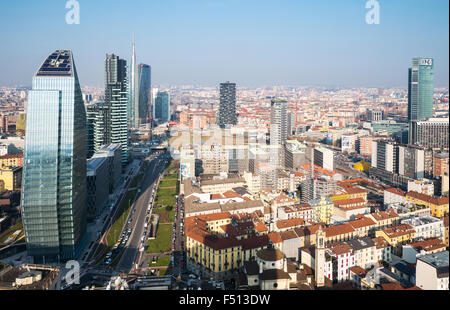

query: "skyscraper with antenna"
xmin=128 ymin=34 xmax=151 ymax=128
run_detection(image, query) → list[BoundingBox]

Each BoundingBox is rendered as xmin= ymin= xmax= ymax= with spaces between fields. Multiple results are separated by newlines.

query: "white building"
xmin=407 ymin=179 xmax=434 ymax=196
xmin=416 ymin=251 xmax=449 ymax=290
xmin=384 ymin=188 xmax=406 ymax=205
xmin=400 ymin=215 xmax=445 ymax=241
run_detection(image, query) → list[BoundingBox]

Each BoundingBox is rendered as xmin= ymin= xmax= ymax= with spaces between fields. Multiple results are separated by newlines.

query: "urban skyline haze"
xmin=0 ymin=0 xmax=448 ymax=88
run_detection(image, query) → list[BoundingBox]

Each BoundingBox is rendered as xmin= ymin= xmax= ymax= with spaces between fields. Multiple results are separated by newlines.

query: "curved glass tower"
xmin=21 ymin=50 xmax=87 ymax=263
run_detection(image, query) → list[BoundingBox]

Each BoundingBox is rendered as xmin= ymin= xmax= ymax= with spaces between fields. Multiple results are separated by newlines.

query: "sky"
xmin=0 ymin=0 xmax=448 ymax=88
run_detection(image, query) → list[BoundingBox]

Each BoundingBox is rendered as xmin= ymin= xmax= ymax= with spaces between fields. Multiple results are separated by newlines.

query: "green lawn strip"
xmin=146 ymin=223 xmax=172 ymax=254
xmin=153 ymin=206 xmax=174 ymax=223
xmin=149 ymin=256 xmax=171 ymax=268
xmin=105 ymin=189 xmax=137 ymax=249
xmin=159 ymin=268 xmax=168 ymax=276
xmin=159 ymin=179 xmax=177 ymax=188
xmin=0 ymin=221 xmax=24 ymax=245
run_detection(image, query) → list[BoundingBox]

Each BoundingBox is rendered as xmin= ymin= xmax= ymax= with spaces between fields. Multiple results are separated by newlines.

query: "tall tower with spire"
xmin=129 ymin=34 xmax=137 ymax=128
xmin=315 ymin=227 xmax=326 ymax=287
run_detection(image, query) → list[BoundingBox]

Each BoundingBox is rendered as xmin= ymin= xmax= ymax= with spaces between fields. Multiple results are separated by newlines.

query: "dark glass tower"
xmin=408 ymin=58 xmax=434 ymax=121
xmin=217 ymin=82 xmax=237 ymax=128
xmin=21 ymin=50 xmax=87 ymax=263
xmin=137 ymin=64 xmax=151 ymax=125
xmin=155 ymin=91 xmax=170 ymax=123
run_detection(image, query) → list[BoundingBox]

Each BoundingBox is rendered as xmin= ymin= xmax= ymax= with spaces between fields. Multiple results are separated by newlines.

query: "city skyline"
xmin=0 ymin=0 xmax=448 ymax=88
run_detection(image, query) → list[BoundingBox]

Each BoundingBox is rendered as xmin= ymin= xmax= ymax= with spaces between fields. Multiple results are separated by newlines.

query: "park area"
xmin=146 ymin=223 xmax=171 ymax=254
xmin=146 ymin=160 xmax=179 ymax=255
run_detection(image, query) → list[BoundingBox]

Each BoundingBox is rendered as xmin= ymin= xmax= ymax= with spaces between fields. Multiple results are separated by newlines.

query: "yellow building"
xmin=15 ymin=113 xmax=26 ymax=131
xmin=375 ymin=224 xmax=416 ymax=252
xmin=310 ymin=197 xmax=334 ymax=224
xmin=0 ymin=154 xmax=24 ymax=168
xmin=406 ymin=191 xmax=449 ymax=218
xmin=330 ymin=185 xmax=368 ymax=202
xmin=185 ymin=213 xmax=282 ymax=280
xmin=0 ymin=167 xmax=22 ymax=191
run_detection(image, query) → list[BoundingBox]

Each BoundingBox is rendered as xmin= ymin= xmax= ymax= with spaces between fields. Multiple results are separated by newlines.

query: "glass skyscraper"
xmin=21 ymin=50 xmax=87 ymax=263
xmin=155 ymin=91 xmax=170 ymax=123
xmin=137 ymin=64 xmax=151 ymax=126
xmin=217 ymin=82 xmax=237 ymax=128
xmin=408 ymin=57 xmax=434 ymax=121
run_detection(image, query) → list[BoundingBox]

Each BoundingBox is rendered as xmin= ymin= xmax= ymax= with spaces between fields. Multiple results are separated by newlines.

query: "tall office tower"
xmin=155 ymin=91 xmax=170 ymax=123
xmin=287 ymin=111 xmax=296 ymax=136
xmin=270 ymin=99 xmax=288 ymax=171
xmin=270 ymin=99 xmax=288 ymax=146
xmin=217 ymin=82 xmax=237 ymax=128
xmin=151 ymin=88 xmax=159 ymax=120
xmin=21 ymin=50 xmax=87 ymax=263
xmin=136 ymin=64 xmax=151 ymax=126
xmin=409 ymin=118 xmax=449 ymax=149
xmin=128 ymin=35 xmax=137 ymax=128
xmin=371 ymin=140 xmax=429 ymax=189
xmin=408 ymin=58 xmax=434 ymax=122
xmin=105 ymin=54 xmax=129 ymax=167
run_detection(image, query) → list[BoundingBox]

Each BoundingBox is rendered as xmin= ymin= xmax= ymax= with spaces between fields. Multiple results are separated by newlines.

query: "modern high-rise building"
xmin=371 ymin=140 xmax=427 ymax=189
xmin=270 ymin=99 xmax=288 ymax=146
xmin=217 ymin=82 xmax=237 ymax=128
xmin=21 ymin=50 xmax=87 ymax=263
xmin=104 ymin=54 xmax=129 ymax=167
xmin=409 ymin=117 xmax=449 ymax=149
xmin=128 ymin=36 xmax=137 ymax=129
xmin=155 ymin=91 xmax=170 ymax=123
xmin=128 ymin=37 xmax=152 ymax=129
xmin=136 ymin=64 xmax=151 ymax=126
xmin=408 ymin=58 xmax=434 ymax=122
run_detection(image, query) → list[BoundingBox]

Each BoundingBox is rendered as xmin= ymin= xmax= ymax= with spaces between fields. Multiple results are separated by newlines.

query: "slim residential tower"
xmin=217 ymin=82 xmax=237 ymax=128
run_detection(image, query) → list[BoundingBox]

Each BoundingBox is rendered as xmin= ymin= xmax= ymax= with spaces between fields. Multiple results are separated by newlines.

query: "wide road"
xmin=115 ymin=152 xmax=168 ymax=273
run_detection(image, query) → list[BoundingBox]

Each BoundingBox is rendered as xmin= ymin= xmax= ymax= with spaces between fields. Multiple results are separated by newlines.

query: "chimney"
xmin=283 ymin=258 xmax=287 ymax=273
xmin=259 ymin=262 xmax=263 ymax=274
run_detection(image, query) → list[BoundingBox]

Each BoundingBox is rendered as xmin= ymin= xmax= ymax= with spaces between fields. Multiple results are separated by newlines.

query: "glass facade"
xmin=408 ymin=58 xmax=434 ymax=121
xmin=21 ymin=50 xmax=87 ymax=263
xmin=155 ymin=91 xmax=170 ymax=123
xmin=137 ymin=64 xmax=151 ymax=125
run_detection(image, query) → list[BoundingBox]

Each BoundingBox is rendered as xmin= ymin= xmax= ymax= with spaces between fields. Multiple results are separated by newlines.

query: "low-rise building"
xmin=416 ymin=251 xmax=449 ymax=290
xmin=384 ymin=188 xmax=406 ymax=205
xmin=402 ymin=238 xmax=447 ymax=264
xmin=405 ymin=191 xmax=449 ymax=218
xmin=400 ymin=215 xmax=445 ymax=241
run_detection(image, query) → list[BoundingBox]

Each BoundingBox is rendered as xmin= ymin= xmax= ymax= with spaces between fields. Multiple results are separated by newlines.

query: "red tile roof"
xmin=406 ymin=191 xmax=449 ymax=206
xmin=324 ymin=223 xmax=355 ymax=237
xmin=385 ymin=188 xmax=406 ymax=197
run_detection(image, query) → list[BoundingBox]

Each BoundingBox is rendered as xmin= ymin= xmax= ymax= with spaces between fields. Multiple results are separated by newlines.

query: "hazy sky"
xmin=0 ymin=0 xmax=448 ymax=88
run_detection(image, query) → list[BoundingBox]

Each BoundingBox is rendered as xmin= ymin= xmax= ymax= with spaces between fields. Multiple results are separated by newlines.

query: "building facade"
xmin=21 ymin=50 xmax=87 ymax=263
